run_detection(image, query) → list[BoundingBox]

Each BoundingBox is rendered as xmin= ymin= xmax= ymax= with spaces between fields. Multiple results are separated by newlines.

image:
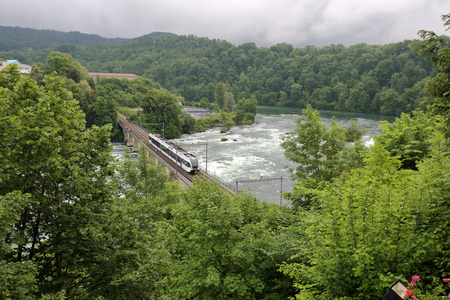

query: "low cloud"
xmin=1 ymin=0 xmax=449 ymax=47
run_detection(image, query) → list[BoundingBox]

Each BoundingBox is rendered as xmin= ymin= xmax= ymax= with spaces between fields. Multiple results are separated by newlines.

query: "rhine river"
xmin=171 ymin=106 xmax=396 ymax=205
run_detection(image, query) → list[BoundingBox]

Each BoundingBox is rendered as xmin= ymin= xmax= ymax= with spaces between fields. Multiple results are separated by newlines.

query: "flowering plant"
xmin=404 ymin=275 xmax=450 ymax=300
xmin=404 ymin=275 xmax=420 ymax=300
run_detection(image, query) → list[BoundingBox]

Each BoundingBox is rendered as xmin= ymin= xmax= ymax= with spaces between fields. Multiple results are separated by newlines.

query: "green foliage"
xmin=161 ymin=181 xmax=302 ymax=299
xmin=215 ymin=82 xmax=227 ymax=109
xmin=0 ymin=26 xmax=130 ymax=51
xmin=220 ymin=109 xmax=236 ymax=131
xmin=45 ymin=51 xmax=91 ymax=83
xmin=200 ymin=97 xmax=209 ymax=108
xmin=0 ymin=65 xmax=117 ymax=297
xmin=412 ymin=13 xmax=450 ymax=137
xmin=1 ymin=32 xmax=437 ymax=116
xmin=140 ymin=88 xmax=187 ymax=138
xmin=0 ymin=191 xmax=37 ymax=300
xmin=375 ymin=110 xmax=438 ymax=170
xmin=195 ymin=113 xmax=222 ymax=131
xmin=96 ymin=77 xmax=161 ymax=108
xmin=280 ymin=105 xmax=371 ymax=208
xmin=235 ymin=95 xmax=258 ymax=125
xmin=30 ymin=51 xmax=124 ymax=140
xmin=345 ymin=119 xmax=367 ymax=142
xmin=92 ymin=146 xmax=181 ymax=299
xmin=281 ymin=105 xmax=349 ymax=182
xmin=281 ymin=123 xmax=449 ymax=299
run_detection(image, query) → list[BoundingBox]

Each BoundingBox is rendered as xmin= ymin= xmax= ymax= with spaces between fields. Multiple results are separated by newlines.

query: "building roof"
xmin=88 ymin=72 xmax=138 ymax=81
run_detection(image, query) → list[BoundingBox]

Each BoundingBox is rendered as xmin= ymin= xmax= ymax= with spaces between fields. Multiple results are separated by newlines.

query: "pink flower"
xmin=412 ymin=297 xmax=418 ymax=300
xmin=443 ymin=278 xmax=450 ymax=283
xmin=412 ymin=275 xmax=420 ymax=282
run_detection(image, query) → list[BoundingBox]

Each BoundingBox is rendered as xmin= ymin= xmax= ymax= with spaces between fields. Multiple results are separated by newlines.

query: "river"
xmin=172 ymin=106 xmax=396 ymax=205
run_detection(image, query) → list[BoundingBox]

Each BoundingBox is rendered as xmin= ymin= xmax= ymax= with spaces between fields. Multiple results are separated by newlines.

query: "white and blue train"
xmin=149 ymin=133 xmax=199 ymax=173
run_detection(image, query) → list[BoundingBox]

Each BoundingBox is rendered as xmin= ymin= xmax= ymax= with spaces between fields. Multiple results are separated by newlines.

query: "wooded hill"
xmin=0 ymin=26 xmax=174 ymax=51
xmin=0 ymin=26 xmax=446 ymax=115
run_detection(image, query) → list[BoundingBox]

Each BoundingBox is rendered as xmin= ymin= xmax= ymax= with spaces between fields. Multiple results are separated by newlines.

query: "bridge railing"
xmin=198 ymin=166 xmax=236 ymax=194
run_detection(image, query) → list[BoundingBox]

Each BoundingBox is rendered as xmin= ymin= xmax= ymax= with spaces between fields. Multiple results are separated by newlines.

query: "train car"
xmin=149 ymin=133 xmax=199 ymax=173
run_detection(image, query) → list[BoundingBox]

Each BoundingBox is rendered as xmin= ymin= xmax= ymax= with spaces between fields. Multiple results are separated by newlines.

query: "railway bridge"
xmin=118 ymin=114 xmax=235 ymax=195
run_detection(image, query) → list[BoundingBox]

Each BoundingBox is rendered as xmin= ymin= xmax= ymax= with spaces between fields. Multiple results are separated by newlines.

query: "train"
xmin=149 ymin=133 xmax=199 ymax=173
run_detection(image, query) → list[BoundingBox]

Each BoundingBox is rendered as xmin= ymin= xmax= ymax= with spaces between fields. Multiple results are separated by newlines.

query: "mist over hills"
xmin=0 ymin=26 xmax=176 ymax=51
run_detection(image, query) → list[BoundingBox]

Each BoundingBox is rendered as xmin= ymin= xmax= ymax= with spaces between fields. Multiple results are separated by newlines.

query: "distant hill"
xmin=0 ymin=26 xmax=176 ymax=51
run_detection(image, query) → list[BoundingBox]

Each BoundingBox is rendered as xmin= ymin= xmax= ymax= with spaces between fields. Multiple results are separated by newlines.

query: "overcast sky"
xmin=2 ymin=0 xmax=449 ymax=48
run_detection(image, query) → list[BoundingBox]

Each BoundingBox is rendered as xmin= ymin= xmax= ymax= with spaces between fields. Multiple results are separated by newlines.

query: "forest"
xmin=1 ymin=13 xmax=450 ymax=300
xmin=0 ymin=26 xmax=168 ymax=51
xmin=0 ymin=25 xmax=444 ymax=116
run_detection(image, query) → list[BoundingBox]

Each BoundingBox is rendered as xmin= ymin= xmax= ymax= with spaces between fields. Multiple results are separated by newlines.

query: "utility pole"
xmin=142 ymin=107 xmax=166 ymax=136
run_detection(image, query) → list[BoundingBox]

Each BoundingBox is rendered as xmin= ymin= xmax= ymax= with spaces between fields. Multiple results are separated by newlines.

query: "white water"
xmin=173 ymin=107 xmax=395 ymax=205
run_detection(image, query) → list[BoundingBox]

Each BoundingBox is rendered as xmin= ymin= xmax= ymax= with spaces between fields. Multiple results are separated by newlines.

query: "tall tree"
xmin=412 ymin=12 xmax=450 ymax=137
xmin=141 ymin=88 xmax=184 ymax=138
xmin=215 ymin=82 xmax=227 ymax=109
xmin=161 ymin=181 xmax=301 ymax=299
xmin=224 ymin=91 xmax=235 ymax=111
xmin=281 ymin=104 xmax=369 ymax=208
xmin=281 ymin=105 xmax=346 ymax=182
xmin=281 ymin=132 xmax=450 ymax=299
xmin=0 ymin=65 xmax=116 ymax=297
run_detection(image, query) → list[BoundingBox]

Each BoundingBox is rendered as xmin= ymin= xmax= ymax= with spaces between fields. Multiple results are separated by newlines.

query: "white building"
xmin=0 ymin=58 xmax=32 ymax=75
xmin=7 ymin=60 xmax=32 ymax=74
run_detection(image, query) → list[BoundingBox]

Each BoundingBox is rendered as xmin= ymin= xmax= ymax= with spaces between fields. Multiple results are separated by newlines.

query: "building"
xmin=0 ymin=58 xmax=32 ymax=74
xmin=0 ymin=58 xmax=7 ymax=70
xmin=88 ymin=72 xmax=138 ymax=82
xmin=8 ymin=60 xmax=32 ymax=74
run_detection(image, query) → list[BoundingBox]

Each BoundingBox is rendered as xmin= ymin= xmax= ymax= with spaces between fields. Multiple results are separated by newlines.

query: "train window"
xmin=182 ymin=159 xmax=191 ymax=168
xmin=170 ymin=151 xmax=176 ymax=160
xmin=152 ymin=139 xmax=161 ymax=148
xmin=191 ymin=158 xmax=199 ymax=168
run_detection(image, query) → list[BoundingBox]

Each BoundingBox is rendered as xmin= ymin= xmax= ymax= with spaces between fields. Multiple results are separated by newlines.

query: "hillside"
xmin=0 ymin=26 xmax=445 ymax=116
xmin=0 ymin=26 xmax=175 ymax=51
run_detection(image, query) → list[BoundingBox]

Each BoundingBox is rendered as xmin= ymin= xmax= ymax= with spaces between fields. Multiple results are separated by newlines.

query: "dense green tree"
xmin=215 ymin=81 xmax=227 ymax=109
xmin=0 ymin=191 xmax=37 ymax=299
xmin=379 ymin=88 xmax=402 ymax=115
xmin=161 ymin=181 xmax=301 ymax=299
xmin=140 ymin=88 xmax=186 ymax=138
xmin=45 ymin=51 xmax=91 ymax=84
xmin=96 ymin=77 xmax=161 ymax=108
xmin=412 ymin=12 xmax=450 ymax=137
xmin=281 ymin=105 xmax=346 ymax=182
xmin=375 ymin=110 xmax=439 ymax=170
xmin=200 ymin=96 xmax=209 ymax=108
xmin=281 ymin=105 xmax=370 ymax=208
xmin=235 ymin=95 xmax=258 ymax=125
xmin=0 ymin=65 xmax=116 ymax=297
xmin=281 ymin=130 xmax=450 ymax=299
xmin=2 ymin=30 xmax=438 ymax=116
xmin=94 ymin=146 xmax=182 ymax=299
xmin=345 ymin=119 xmax=367 ymax=142
xmin=224 ymin=91 xmax=236 ymax=111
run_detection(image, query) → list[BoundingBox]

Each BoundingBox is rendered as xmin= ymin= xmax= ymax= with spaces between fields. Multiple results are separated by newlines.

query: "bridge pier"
xmin=123 ymin=128 xmax=140 ymax=152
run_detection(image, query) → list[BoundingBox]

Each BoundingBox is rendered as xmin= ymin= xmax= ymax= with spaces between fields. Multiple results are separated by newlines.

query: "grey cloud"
xmin=1 ymin=0 xmax=448 ymax=47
